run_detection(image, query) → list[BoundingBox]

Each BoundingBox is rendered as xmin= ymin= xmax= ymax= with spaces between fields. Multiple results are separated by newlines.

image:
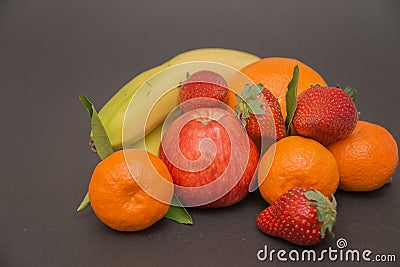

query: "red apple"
xmin=159 ymin=107 xmax=259 ymax=208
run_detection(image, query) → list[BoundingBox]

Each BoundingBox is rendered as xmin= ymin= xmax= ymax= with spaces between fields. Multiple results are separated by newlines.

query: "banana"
xmin=129 ymin=123 xmax=163 ymax=156
xmin=98 ymin=48 xmax=261 ymax=149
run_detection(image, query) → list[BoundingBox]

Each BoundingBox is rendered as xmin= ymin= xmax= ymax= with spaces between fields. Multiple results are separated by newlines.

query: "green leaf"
xmin=80 ymin=94 xmax=94 ymax=117
xmin=246 ymin=99 xmax=265 ymax=115
xmin=331 ymin=194 xmax=337 ymax=209
xmin=77 ymin=193 xmax=90 ymax=211
xmin=344 ymin=86 xmax=357 ymax=102
xmin=285 ymin=65 xmax=299 ymax=136
xmin=77 ymin=94 xmax=114 ymax=212
xmin=327 ymin=225 xmax=335 ymax=238
xmin=305 ymin=189 xmax=337 ymax=239
xmin=304 ymin=189 xmax=327 ymax=203
xmin=235 ymin=93 xmax=242 ymax=104
xmin=235 ymin=84 xmax=265 ymax=122
xmin=315 ymin=207 xmax=324 ymax=222
xmin=241 ymin=84 xmax=252 ymax=97
xmin=247 ymin=84 xmax=264 ymax=97
xmin=79 ymin=94 xmax=113 ymax=160
xmin=164 ymin=194 xmax=193 ymax=224
xmin=241 ymin=84 xmax=263 ymax=100
xmin=320 ymin=220 xmax=329 ymax=238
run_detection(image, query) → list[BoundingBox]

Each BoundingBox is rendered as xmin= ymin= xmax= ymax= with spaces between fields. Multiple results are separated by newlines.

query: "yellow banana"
xmin=129 ymin=123 xmax=163 ymax=156
xmin=98 ymin=48 xmax=261 ymax=149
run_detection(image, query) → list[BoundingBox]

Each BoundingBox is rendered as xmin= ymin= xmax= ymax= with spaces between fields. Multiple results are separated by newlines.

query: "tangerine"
xmin=327 ymin=121 xmax=399 ymax=191
xmin=228 ymin=57 xmax=327 ymax=118
xmin=88 ymin=149 xmax=174 ymax=231
xmin=258 ymin=136 xmax=339 ymax=204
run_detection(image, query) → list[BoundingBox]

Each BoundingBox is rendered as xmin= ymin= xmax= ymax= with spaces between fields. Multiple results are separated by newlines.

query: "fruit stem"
xmin=89 ymin=137 xmax=97 ymax=153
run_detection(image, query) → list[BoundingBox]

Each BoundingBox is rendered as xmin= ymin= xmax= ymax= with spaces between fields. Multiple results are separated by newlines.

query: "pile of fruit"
xmin=77 ymin=48 xmax=398 ymax=246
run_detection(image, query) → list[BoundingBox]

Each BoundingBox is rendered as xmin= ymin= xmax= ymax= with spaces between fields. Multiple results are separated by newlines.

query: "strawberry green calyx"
xmin=235 ymin=83 xmax=265 ymax=124
xmin=304 ymin=189 xmax=337 ymax=239
xmin=344 ymin=86 xmax=357 ymax=102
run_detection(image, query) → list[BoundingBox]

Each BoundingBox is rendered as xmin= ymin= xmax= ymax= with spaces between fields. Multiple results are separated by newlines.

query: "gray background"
xmin=0 ymin=0 xmax=399 ymax=266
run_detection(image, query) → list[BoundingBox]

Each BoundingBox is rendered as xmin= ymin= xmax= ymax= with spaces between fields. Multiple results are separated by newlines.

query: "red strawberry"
xmin=179 ymin=70 xmax=228 ymax=111
xmin=235 ymin=84 xmax=286 ymax=140
xmin=293 ymin=86 xmax=358 ymax=146
xmin=256 ymin=187 xmax=337 ymax=246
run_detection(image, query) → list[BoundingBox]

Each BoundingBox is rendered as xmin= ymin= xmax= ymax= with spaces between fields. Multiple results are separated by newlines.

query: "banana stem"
xmin=89 ymin=137 xmax=97 ymax=153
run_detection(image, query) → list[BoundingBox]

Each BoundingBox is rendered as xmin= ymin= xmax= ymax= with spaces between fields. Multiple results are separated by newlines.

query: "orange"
xmin=258 ymin=136 xmax=339 ymax=204
xmin=227 ymin=57 xmax=327 ymax=118
xmin=327 ymin=121 xmax=399 ymax=191
xmin=88 ymin=149 xmax=174 ymax=231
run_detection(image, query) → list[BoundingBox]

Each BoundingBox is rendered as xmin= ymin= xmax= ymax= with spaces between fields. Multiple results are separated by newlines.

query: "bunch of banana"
xmin=97 ymin=48 xmax=261 ymax=154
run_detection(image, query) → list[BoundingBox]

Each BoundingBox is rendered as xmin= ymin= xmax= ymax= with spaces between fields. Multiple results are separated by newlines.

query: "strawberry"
xmin=293 ymin=86 xmax=358 ymax=146
xmin=235 ymin=84 xmax=286 ymax=140
xmin=256 ymin=187 xmax=337 ymax=246
xmin=179 ymin=70 xmax=228 ymax=111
